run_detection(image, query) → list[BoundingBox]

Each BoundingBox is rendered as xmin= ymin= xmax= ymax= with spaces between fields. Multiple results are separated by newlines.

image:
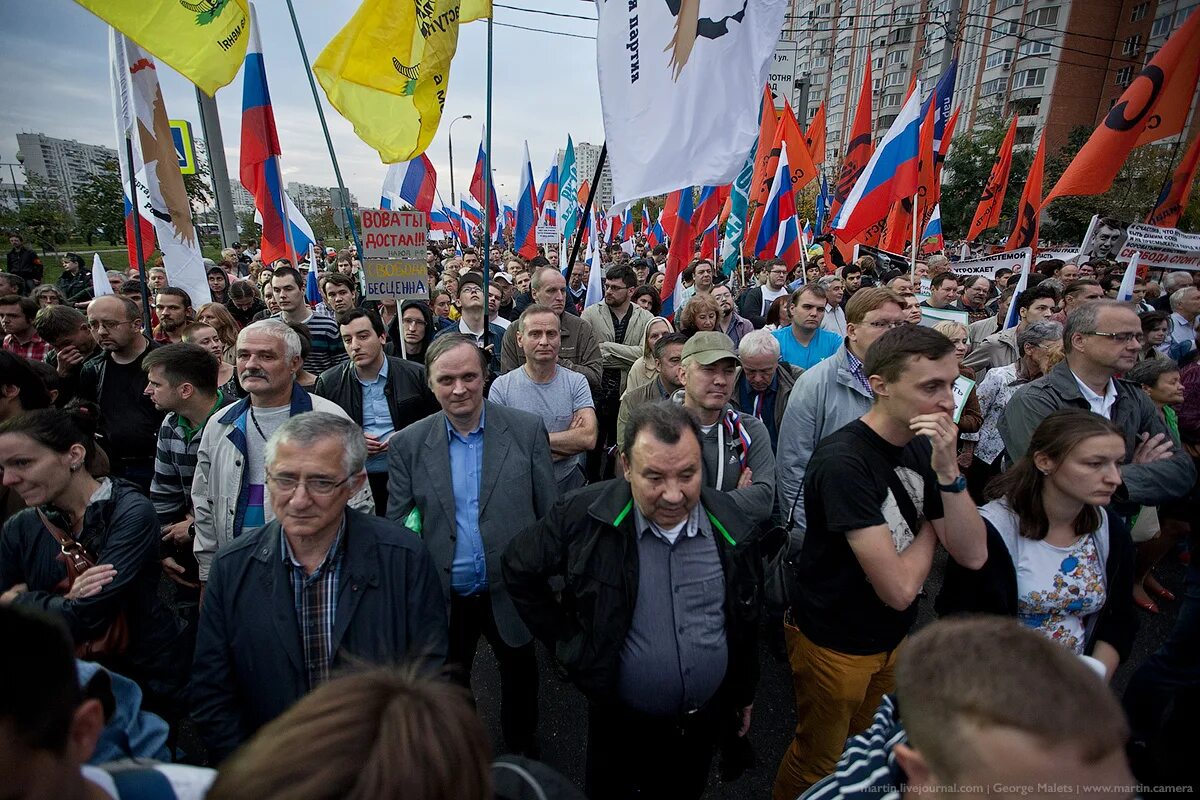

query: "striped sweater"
xmin=149 ymin=393 xmax=234 ymax=524
xmin=272 ymin=310 xmax=348 ymax=375
xmin=801 ymin=695 xmax=906 ymax=800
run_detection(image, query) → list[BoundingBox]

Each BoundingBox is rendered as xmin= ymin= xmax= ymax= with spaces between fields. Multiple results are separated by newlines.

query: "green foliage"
xmin=16 ymin=174 xmax=73 ymax=249
xmin=308 ymin=201 xmax=342 ymax=241
xmin=74 ymin=159 xmax=125 ymax=246
xmin=238 ymin=209 xmax=262 ymax=243
xmin=940 ymin=114 xmax=1030 ymax=242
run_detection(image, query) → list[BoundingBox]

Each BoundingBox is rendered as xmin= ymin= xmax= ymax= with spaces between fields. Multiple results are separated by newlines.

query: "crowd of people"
xmin=2 ymin=226 xmax=1199 ymax=798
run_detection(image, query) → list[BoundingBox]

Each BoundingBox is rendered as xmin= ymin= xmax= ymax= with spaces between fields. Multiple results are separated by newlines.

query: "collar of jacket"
xmin=250 ymin=509 xmax=382 ymax=589
xmin=1045 ymin=360 xmax=1129 ymax=404
xmin=218 ymin=381 xmax=314 ymax=427
xmin=583 ymin=479 xmax=752 ymax=548
xmin=831 ymin=345 xmax=873 ymax=398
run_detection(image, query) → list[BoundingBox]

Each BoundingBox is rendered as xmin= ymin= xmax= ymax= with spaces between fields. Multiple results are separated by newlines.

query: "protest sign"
xmin=853 ymin=243 xmax=910 ymax=275
xmin=360 ymin=209 xmax=427 ymax=260
xmin=952 ymin=248 xmax=1032 ymax=278
xmin=1116 ymin=223 xmax=1200 ymax=270
xmin=952 ymin=375 xmax=975 ymax=424
xmin=363 ymin=260 xmax=428 ymax=301
xmin=919 ymin=305 xmax=969 ymax=328
xmin=536 ymin=223 xmax=558 ymax=244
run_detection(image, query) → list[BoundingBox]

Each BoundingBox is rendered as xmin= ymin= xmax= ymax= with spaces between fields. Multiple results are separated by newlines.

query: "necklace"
xmin=248 ymin=404 xmax=268 ymax=441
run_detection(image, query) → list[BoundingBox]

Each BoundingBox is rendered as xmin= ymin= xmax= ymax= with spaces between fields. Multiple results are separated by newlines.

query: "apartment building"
xmin=15 ymin=132 xmax=118 ymax=215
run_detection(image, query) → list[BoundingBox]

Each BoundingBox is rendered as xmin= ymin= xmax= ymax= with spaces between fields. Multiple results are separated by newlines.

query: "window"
xmin=996 ymin=0 xmax=1021 ymax=9
xmin=1015 ymin=126 xmax=1035 ymax=145
xmin=1018 ymin=39 xmax=1052 ymax=57
xmin=981 ymin=77 xmax=1008 ymax=97
xmin=873 ymin=56 xmax=884 ymax=69
xmin=893 ymin=4 xmax=915 ymax=22
xmin=1130 ymin=3 xmax=1148 ymax=22
xmin=890 ymin=27 xmax=913 ymax=43
xmin=813 ymin=56 xmax=827 ymax=67
xmin=1011 ymin=67 xmax=1046 ymax=89
xmin=1024 ymin=6 xmax=1059 ymax=27
xmin=1178 ymin=6 xmax=1195 ymax=26
xmin=816 ymin=2 xmax=832 ymax=13
xmin=986 ymin=49 xmax=1013 ymax=69
xmin=1122 ymin=34 xmax=1142 ymax=55
xmin=882 ymin=93 xmax=903 ymax=108
xmin=1150 ymin=14 xmax=1172 ymax=37
xmin=888 ymin=50 xmax=906 ymax=64
xmin=878 ymin=114 xmax=898 ymax=129
xmin=1115 ymin=66 xmax=1133 ymax=86
xmin=872 ymin=78 xmax=882 ymax=91
xmin=1010 ymin=97 xmax=1041 ymax=116
xmin=884 ymin=71 xmax=905 ymax=87
xmin=993 ymin=18 xmax=1019 ymax=36
xmin=830 ymin=92 xmax=846 ymax=105
xmin=831 ymin=75 xmax=848 ymax=89
xmin=835 ymin=55 xmax=850 ymax=68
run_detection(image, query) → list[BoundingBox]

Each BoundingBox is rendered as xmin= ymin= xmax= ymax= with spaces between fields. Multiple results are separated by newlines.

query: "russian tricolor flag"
xmin=660 ymin=187 xmax=695 ymax=319
xmin=755 ymin=141 xmax=802 ymax=268
xmin=920 ymin=204 xmax=944 ymax=254
xmin=469 ymin=132 xmax=499 ymax=227
xmin=833 ymin=81 xmax=923 ymax=240
xmin=513 ymin=141 xmax=540 ymax=259
xmin=380 ymin=154 xmax=437 ymax=212
xmin=538 ymin=162 xmax=559 ymax=226
xmin=699 ymin=219 xmax=719 ymax=261
xmin=240 ymin=6 xmax=311 ymax=266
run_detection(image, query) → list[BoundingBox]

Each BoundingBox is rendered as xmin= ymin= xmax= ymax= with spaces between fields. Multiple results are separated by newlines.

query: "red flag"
xmin=1043 ymin=10 xmax=1200 ymax=207
xmin=806 ymin=103 xmax=827 ymax=166
xmin=660 ymin=189 xmax=681 ymax=236
xmin=967 ymin=117 xmax=1018 ymax=241
xmin=747 ymin=101 xmax=819 ymax=250
xmin=1003 ymin=134 xmax=1046 ymax=252
xmin=916 ymin=98 xmax=937 ymax=234
xmin=1146 ymin=131 xmax=1200 ymax=228
xmin=938 ymin=109 xmax=959 ymax=159
xmin=830 ymin=53 xmax=874 ymax=221
xmin=881 ymin=197 xmax=911 ymax=254
xmin=747 ymin=85 xmax=780 ymax=209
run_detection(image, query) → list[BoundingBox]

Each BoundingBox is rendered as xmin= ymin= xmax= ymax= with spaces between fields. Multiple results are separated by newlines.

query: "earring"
xmin=69 ymin=462 xmax=81 ymax=473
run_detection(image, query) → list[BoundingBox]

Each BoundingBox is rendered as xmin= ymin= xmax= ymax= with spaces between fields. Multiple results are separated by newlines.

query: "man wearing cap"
xmin=675 ymin=331 xmax=776 ymax=525
xmin=493 ymin=271 xmax=519 ymax=321
xmin=433 ymin=271 xmax=506 ymax=375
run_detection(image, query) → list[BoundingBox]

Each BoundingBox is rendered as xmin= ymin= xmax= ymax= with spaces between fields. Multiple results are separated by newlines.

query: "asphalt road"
xmin=467 ymin=552 xmax=1187 ymax=799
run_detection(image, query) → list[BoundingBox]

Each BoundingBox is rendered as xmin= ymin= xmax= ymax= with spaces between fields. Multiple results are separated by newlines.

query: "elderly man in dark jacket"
xmin=502 ymin=401 xmax=768 ymax=800
xmin=190 ymin=412 xmax=447 ymax=764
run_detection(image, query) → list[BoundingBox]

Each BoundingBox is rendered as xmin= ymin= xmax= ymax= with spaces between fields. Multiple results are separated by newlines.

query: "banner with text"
xmin=363 ymin=260 xmax=429 ymax=301
xmin=853 ymin=243 xmax=911 ymax=276
xmin=361 ymin=209 xmax=427 ymax=260
xmin=952 ymin=248 xmax=1032 ymax=279
xmin=1117 ymin=223 xmax=1200 ymax=270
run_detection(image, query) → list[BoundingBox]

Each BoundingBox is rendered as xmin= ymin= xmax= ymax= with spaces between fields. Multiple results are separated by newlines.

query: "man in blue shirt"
xmin=772 ymin=284 xmax=841 ymax=370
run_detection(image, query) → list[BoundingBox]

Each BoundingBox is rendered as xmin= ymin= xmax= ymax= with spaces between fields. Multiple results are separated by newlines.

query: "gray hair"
xmin=1163 ymin=271 xmax=1193 ymax=292
xmin=1063 ymin=299 xmax=1131 ymax=354
xmin=238 ymin=318 xmax=302 ymax=362
xmin=817 ymin=275 xmax=843 ymax=291
xmin=1017 ymin=320 xmax=1062 ymax=355
xmin=265 ymin=412 xmax=366 ymax=476
xmin=105 ymin=270 xmax=124 ymax=282
xmin=621 ymin=400 xmax=702 ymax=459
xmin=1169 ymin=286 xmax=1198 ymax=313
xmin=738 ymin=329 xmax=781 ymax=360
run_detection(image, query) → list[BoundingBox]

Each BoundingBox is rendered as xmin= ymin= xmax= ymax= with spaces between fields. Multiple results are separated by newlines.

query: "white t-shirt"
xmin=83 ymin=764 xmax=216 ymax=800
xmin=1016 ymin=533 xmax=1107 ymax=655
xmin=759 ymin=285 xmax=788 ymax=316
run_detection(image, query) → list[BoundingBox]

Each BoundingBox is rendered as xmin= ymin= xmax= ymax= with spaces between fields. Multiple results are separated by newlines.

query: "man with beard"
xmin=153 ymin=287 xmax=193 ymax=344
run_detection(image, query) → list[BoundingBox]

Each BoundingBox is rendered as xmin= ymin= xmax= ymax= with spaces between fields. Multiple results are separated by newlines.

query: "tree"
xmin=17 ymin=174 xmax=73 ymax=250
xmin=940 ymin=114 xmax=1031 ymax=242
xmin=74 ymin=159 xmax=125 ymax=246
xmin=307 ymin=200 xmax=341 ymax=241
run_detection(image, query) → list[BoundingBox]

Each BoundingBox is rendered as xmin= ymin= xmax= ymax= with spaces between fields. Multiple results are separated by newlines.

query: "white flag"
xmin=596 ymin=0 xmax=788 ymax=207
xmin=91 ymin=253 xmax=113 ymax=298
xmin=1115 ymin=252 xmax=1140 ymax=302
xmin=110 ymin=30 xmax=211 ymax=309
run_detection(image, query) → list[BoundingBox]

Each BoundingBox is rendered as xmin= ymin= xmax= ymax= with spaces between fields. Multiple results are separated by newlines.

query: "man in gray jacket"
xmin=1001 ymin=300 xmax=1195 ymax=516
xmin=775 ymin=288 xmax=906 ymax=546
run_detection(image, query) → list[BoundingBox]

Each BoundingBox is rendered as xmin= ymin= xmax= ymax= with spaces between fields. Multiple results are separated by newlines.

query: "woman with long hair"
xmin=938 ymin=409 xmax=1136 ymax=680
xmin=626 ymin=316 xmax=674 ymax=393
xmin=181 ymin=322 xmax=241 ymax=398
xmin=1138 ymin=311 xmax=1171 ymax=362
xmin=0 ymin=402 xmax=187 ymax=715
xmin=196 ymin=303 xmax=240 ymax=362
xmin=763 ymin=295 xmax=792 ymax=331
xmin=226 ymin=280 xmax=266 ymax=329
xmin=677 ymin=292 xmax=720 ymax=337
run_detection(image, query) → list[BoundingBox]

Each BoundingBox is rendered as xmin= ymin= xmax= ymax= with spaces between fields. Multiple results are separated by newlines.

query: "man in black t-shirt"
xmin=772 ymin=325 xmax=987 ymax=800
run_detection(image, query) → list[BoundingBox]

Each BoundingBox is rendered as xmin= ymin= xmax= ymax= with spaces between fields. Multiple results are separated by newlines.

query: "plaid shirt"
xmin=846 ymin=347 xmax=874 ymax=399
xmin=281 ymin=523 xmax=346 ymax=690
xmin=3 ymin=331 xmax=49 ymax=362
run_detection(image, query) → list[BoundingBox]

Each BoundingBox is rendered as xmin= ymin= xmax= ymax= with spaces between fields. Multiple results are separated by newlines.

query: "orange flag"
xmin=1043 ymin=10 xmax=1200 ymax=207
xmin=1003 ymin=134 xmax=1046 ymax=252
xmin=1146 ymin=131 xmax=1200 ymax=228
xmin=916 ymin=99 xmax=937 ymax=235
xmin=881 ymin=197 xmax=912 ymax=254
xmin=831 ymin=53 xmax=874 ymax=220
xmin=748 ymin=85 xmax=780 ymax=207
xmin=751 ymin=99 xmax=819 ymax=205
xmin=806 ymin=103 xmax=827 ymax=166
xmin=968 ymin=117 xmax=1019 ymax=241
xmin=938 ymin=109 xmax=959 ymax=159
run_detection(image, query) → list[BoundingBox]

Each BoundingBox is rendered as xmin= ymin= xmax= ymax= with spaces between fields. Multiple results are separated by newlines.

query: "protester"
xmin=270 ymin=266 xmax=347 ymax=374
xmin=631 ymin=284 xmax=662 ymax=317
xmin=956 ymin=275 xmax=994 ymax=324
xmin=805 ymin=617 xmax=1134 ymax=798
xmin=677 ymin=291 xmax=720 ymax=337
xmin=616 ymin=332 xmax=686 ymax=453
xmin=388 ymin=298 xmax=435 ymax=364
xmin=206 ymin=266 xmax=230 ymax=305
xmin=386 ymin=334 xmax=558 ymax=757
xmin=940 ymin=410 xmax=1135 ymax=678
xmin=314 ymin=308 xmax=437 ymax=515
xmin=1140 ymin=310 xmax=1172 ymax=362
xmin=191 ymin=412 xmax=448 ymax=763
xmin=712 ymin=282 xmax=753 ymax=347
xmin=181 ymin=321 xmax=240 ymax=398
xmin=732 ymin=329 xmax=801 ymax=452
xmin=772 ymin=284 xmax=841 ymax=370
xmin=1165 ymin=286 xmax=1199 ymax=361
xmin=503 ymin=401 xmax=765 ymax=799
xmin=0 ymin=293 xmax=48 ymax=360
xmin=6 ymin=232 xmax=43 ymax=290
xmin=1152 ymin=271 xmax=1195 ymax=312
xmin=773 ymin=326 xmax=987 ymax=798
xmin=151 ymin=287 xmax=193 ymax=345
xmin=1001 ymin=300 xmax=1196 ymax=515
xmin=0 ymin=403 xmax=188 ymax=718
xmin=739 ymin=259 xmax=790 ymax=325
xmin=817 ymin=276 xmax=847 ymax=337
xmin=776 ymin=287 xmax=907 ymax=547
xmin=501 ymin=266 xmax=602 ymax=388
xmin=318 ymin=272 xmax=359 ymax=318
xmin=565 ymin=261 xmax=587 ymax=315
xmin=931 ymin=319 xmax=982 ymax=437
xmin=226 ymin=280 xmax=266 ymax=328
xmin=961 ymin=321 xmax=1063 ymax=500
xmin=963 ymin=284 xmax=1058 ymax=380
xmin=920 ymin=272 xmax=959 ymax=311
xmin=436 ymin=272 xmax=509 ymax=376
xmin=55 ymin=252 xmax=93 ymax=305
xmin=192 ymin=319 xmax=374 ymax=583
xmin=0 ymin=351 xmax=55 ymax=520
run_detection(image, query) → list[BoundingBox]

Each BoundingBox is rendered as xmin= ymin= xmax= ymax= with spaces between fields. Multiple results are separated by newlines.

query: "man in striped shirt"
xmin=145 ymin=343 xmax=232 ymax=612
xmin=270 ymin=266 xmax=347 ymax=375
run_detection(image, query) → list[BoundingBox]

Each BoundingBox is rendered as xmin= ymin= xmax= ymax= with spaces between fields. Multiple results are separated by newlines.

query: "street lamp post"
xmin=447 ymin=114 xmax=472 ymax=206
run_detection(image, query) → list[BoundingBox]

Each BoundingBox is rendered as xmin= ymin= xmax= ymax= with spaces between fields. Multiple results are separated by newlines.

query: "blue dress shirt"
xmin=357 ymin=358 xmax=395 ymax=474
xmin=447 ymin=408 xmax=488 ymax=595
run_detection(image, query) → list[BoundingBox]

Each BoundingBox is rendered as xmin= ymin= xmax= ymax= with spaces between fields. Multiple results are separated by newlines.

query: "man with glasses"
xmin=964 ymin=284 xmax=1058 ymax=381
xmin=739 ymin=259 xmax=790 ymax=327
xmin=191 ymin=411 xmax=447 ymax=764
xmin=192 ymin=319 xmax=374 ymax=584
xmin=776 ymin=288 xmax=907 ymax=550
xmin=1002 ymin=300 xmax=1196 ymax=515
xmin=582 ymin=264 xmax=653 ymax=479
xmin=79 ymin=294 xmax=164 ymax=491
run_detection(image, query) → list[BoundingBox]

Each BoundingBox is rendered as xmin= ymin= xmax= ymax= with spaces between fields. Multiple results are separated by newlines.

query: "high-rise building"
xmin=230 ymin=180 xmax=256 ymax=215
xmin=15 ymin=133 xmax=118 ymax=215
xmin=776 ymin=0 xmax=1199 ymax=167
xmin=556 ymin=141 xmax=614 ymax=209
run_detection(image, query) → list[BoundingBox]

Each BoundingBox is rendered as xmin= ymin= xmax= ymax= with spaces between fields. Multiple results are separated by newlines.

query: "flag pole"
xmin=124 ymin=134 xmax=152 ymax=330
xmin=282 ymin=0 xmax=361 ymax=253
xmin=568 ymin=143 xmax=607 ymax=271
xmin=483 ymin=16 xmax=493 ymax=354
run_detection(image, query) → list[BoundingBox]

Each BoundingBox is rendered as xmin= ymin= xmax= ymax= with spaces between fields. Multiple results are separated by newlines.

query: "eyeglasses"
xmin=266 ymin=472 xmax=353 ymax=497
xmin=1085 ymin=331 xmax=1144 ymax=344
xmin=862 ymin=319 xmax=906 ymax=330
xmin=87 ymin=319 xmax=134 ymax=331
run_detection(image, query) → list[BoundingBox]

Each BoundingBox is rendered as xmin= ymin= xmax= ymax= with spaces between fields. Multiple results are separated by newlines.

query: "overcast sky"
xmin=0 ymin=0 xmax=602 ymax=209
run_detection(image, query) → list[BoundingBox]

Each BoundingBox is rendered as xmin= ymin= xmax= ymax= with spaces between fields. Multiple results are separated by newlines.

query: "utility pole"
xmin=195 ymin=88 xmax=239 ymax=249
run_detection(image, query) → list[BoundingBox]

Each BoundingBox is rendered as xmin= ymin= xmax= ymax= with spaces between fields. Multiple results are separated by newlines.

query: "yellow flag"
xmin=313 ymin=0 xmax=491 ymax=163
xmin=75 ymin=0 xmax=250 ymax=96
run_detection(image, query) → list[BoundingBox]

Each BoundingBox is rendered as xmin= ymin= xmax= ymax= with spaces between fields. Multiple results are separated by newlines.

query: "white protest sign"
xmin=362 ymin=260 xmax=428 ymax=301
xmin=952 ymin=248 xmax=1033 ymax=279
xmin=919 ymin=305 xmax=970 ymax=328
xmin=952 ymin=374 xmax=976 ymax=424
xmin=360 ymin=209 xmax=428 ymax=260
xmin=536 ymin=223 xmax=558 ymax=244
xmin=1117 ymin=223 xmax=1200 ymax=270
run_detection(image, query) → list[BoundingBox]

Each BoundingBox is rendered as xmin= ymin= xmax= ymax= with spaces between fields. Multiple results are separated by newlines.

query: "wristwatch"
xmin=937 ymin=474 xmax=968 ymax=494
